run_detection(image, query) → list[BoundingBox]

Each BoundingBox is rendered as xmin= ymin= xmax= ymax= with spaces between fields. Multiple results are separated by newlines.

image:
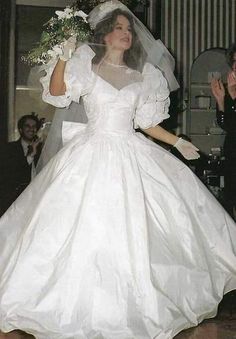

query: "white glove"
xmin=59 ymin=36 xmax=77 ymax=61
xmin=174 ymin=138 xmax=200 ymax=160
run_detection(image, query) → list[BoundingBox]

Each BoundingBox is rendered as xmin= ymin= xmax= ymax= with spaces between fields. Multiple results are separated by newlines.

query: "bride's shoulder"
xmin=73 ymin=44 xmax=95 ymax=59
xmin=142 ymin=62 xmax=164 ymax=78
xmin=141 ymin=63 xmax=169 ymax=96
xmin=67 ymin=44 xmax=96 ymax=77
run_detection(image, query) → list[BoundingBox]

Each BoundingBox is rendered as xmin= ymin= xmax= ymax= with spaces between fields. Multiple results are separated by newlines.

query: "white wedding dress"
xmin=0 ymin=45 xmax=236 ymax=339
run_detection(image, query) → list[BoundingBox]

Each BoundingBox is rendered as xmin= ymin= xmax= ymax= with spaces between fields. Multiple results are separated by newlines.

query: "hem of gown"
xmin=1 ymin=289 xmax=235 ymax=339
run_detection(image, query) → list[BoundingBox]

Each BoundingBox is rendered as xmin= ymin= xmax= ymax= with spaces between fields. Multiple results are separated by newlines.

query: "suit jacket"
xmin=0 ymin=138 xmax=42 ymax=215
xmin=216 ymin=94 xmax=236 ymax=159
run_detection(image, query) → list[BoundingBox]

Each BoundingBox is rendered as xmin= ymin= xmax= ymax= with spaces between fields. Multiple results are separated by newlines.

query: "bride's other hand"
xmin=143 ymin=125 xmax=200 ymax=160
xmin=174 ymin=138 xmax=200 ymax=160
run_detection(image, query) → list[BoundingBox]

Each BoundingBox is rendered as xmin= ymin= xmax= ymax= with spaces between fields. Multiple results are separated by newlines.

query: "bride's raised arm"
xmin=49 ymin=60 xmax=67 ymax=96
xmin=49 ymin=37 xmax=76 ymax=96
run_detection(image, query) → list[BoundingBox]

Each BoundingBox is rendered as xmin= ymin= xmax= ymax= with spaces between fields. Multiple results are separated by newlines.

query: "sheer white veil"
xmin=88 ymin=0 xmax=179 ymax=91
xmin=35 ymin=0 xmax=179 ymax=174
xmin=36 ymin=102 xmax=88 ymax=173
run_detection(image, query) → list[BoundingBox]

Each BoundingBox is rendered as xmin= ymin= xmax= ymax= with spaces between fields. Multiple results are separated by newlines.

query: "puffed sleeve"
xmin=134 ymin=63 xmax=170 ymax=129
xmin=40 ymin=44 xmax=95 ymax=108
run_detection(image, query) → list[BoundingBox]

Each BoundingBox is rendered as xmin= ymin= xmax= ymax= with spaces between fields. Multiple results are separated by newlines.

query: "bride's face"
xmin=104 ymin=15 xmax=132 ymax=51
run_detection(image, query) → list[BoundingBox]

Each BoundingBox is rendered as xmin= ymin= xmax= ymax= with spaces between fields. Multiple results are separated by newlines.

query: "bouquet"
xmin=22 ymin=7 xmax=91 ymax=65
xmin=23 ymin=0 xmax=149 ymax=65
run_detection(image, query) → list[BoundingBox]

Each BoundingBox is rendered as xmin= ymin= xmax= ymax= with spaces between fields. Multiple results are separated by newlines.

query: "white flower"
xmin=47 ymin=45 xmax=63 ymax=59
xmin=47 ymin=50 xmax=57 ymax=58
xmin=55 ymin=10 xmax=65 ymax=20
xmin=56 ymin=7 xmax=73 ymax=20
xmin=74 ymin=10 xmax=88 ymax=22
xmin=53 ymin=45 xmax=63 ymax=54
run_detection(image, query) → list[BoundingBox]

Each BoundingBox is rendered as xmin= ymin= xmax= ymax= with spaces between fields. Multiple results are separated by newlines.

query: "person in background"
xmin=0 ymin=113 xmax=44 ymax=216
xmin=211 ymin=43 xmax=236 ymax=220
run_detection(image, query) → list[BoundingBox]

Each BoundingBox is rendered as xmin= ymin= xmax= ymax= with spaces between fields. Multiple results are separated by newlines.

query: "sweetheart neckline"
xmin=91 ymin=70 xmax=142 ymax=93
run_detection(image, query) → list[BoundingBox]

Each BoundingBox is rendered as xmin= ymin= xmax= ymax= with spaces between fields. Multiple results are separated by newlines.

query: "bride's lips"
xmin=120 ymin=37 xmax=130 ymax=43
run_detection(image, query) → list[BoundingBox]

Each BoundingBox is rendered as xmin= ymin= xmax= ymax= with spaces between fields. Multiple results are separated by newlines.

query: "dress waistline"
xmin=85 ymin=125 xmax=135 ymax=138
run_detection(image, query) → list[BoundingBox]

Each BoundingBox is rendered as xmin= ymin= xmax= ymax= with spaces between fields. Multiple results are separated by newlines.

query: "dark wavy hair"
xmin=226 ymin=43 xmax=236 ymax=68
xmin=90 ymin=9 xmax=146 ymax=71
xmin=18 ymin=112 xmax=44 ymax=132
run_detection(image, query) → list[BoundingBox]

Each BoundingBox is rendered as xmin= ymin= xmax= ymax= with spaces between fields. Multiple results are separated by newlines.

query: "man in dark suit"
xmin=0 ymin=113 xmax=44 ymax=216
xmin=211 ymin=43 xmax=236 ymax=220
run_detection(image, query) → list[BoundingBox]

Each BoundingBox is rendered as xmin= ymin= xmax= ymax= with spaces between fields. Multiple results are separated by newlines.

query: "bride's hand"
xmin=59 ymin=37 xmax=77 ymax=62
xmin=174 ymin=138 xmax=200 ymax=160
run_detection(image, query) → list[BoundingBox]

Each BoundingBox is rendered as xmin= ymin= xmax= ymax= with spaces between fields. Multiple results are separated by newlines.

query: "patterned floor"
xmin=1 ymin=292 xmax=236 ymax=339
xmin=175 ymin=320 xmax=236 ymax=338
xmin=175 ymin=291 xmax=236 ymax=339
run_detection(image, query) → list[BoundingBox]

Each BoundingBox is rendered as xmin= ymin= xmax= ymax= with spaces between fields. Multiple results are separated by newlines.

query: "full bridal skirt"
xmin=0 ymin=125 xmax=236 ymax=339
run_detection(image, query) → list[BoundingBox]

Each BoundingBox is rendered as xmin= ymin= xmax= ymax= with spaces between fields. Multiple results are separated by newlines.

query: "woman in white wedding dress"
xmin=0 ymin=1 xmax=236 ymax=339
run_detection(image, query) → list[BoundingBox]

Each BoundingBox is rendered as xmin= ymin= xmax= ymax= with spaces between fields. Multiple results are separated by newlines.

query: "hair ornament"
xmin=88 ymin=0 xmax=128 ymax=29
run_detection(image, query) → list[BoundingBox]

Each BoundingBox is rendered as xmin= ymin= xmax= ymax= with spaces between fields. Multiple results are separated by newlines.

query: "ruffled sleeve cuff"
xmin=40 ymin=44 xmax=95 ymax=108
xmin=134 ymin=63 xmax=170 ymax=129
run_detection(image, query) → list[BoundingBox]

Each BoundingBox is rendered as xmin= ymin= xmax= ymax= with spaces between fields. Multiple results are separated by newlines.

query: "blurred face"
xmin=232 ymin=52 xmax=236 ymax=73
xmin=20 ymin=118 xmax=37 ymax=142
xmin=104 ymin=15 xmax=132 ymax=51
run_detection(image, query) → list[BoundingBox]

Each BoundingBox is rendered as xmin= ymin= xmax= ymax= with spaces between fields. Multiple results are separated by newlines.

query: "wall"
xmin=160 ymin=0 xmax=236 ymax=97
xmin=0 ymin=0 xmax=12 ymax=143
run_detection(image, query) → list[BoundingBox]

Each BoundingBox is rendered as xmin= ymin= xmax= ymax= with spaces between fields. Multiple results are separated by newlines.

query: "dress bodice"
xmin=40 ymin=44 xmax=171 ymax=134
xmin=83 ymin=74 xmax=141 ymax=135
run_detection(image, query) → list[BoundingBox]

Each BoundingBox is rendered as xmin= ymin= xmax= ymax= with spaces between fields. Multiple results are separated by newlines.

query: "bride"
xmin=0 ymin=1 xmax=236 ymax=339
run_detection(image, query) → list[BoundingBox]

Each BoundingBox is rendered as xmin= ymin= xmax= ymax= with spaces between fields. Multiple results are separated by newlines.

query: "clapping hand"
xmin=27 ymin=136 xmax=42 ymax=157
xmin=59 ymin=36 xmax=77 ymax=62
xmin=174 ymin=138 xmax=200 ymax=160
xmin=211 ymin=78 xmax=225 ymax=109
xmin=227 ymin=71 xmax=236 ymax=100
